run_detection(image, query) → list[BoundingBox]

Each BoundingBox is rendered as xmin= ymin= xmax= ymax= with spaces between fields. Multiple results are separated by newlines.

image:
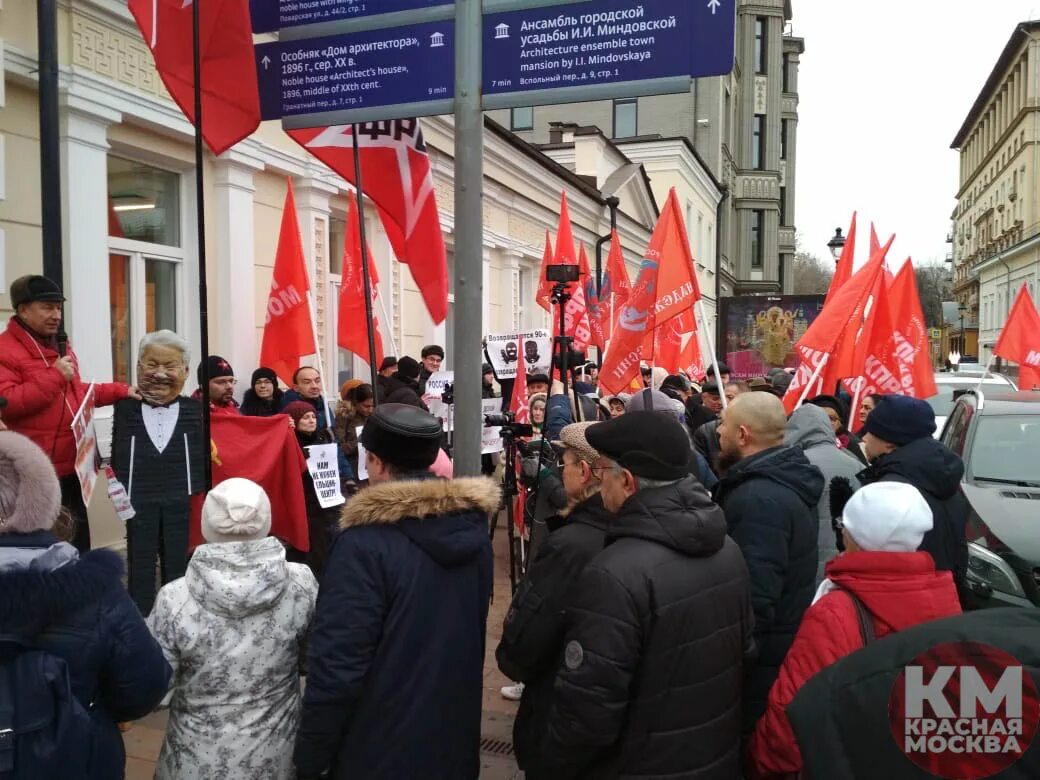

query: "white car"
xmin=928 ymin=372 xmax=1018 ymax=436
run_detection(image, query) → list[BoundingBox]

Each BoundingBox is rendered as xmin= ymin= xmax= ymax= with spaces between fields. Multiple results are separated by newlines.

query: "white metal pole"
xmin=973 ymin=353 xmax=996 ymax=394
xmin=696 ymin=299 xmax=727 ymax=408
xmin=306 ymin=290 xmax=336 ymax=433
xmin=795 ymin=354 xmax=829 ymax=409
xmin=375 ymin=292 xmax=399 ymax=357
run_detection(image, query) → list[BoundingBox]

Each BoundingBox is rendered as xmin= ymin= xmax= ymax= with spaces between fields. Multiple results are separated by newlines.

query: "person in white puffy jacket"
xmin=147 ymin=477 xmax=318 ymax=780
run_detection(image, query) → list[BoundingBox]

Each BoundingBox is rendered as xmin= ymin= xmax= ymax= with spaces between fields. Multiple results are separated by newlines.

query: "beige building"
xmin=950 ymin=21 xmax=1040 ymax=371
xmin=2 ymin=1 xmax=734 ymax=546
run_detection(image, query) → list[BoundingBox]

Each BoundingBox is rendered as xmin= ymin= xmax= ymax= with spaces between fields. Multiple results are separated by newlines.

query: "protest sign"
xmin=486 ymin=329 xmax=551 ymax=380
xmin=305 ymin=443 xmax=345 ymax=509
xmin=356 ymin=427 xmax=369 ymax=481
xmin=71 ymin=384 xmax=99 ymax=506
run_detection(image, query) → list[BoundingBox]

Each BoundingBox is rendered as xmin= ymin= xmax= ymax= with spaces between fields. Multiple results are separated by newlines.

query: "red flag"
xmin=190 ymin=415 xmax=309 ymax=551
xmin=338 ymin=192 xmax=385 ymax=369
xmin=840 ymin=274 xmax=906 ymax=400
xmin=260 ymin=180 xmax=316 ymax=387
xmin=680 ymin=329 xmax=706 ymax=382
xmin=600 ymin=188 xmax=700 ymax=395
xmin=585 ymin=260 xmax=606 ymax=352
xmin=825 ymin=213 xmax=856 ymax=305
xmin=870 ymin=223 xmax=881 ymax=257
xmin=783 ymin=238 xmax=890 ymax=411
xmin=886 ymin=261 xmax=938 ymax=399
xmin=559 ymin=244 xmax=593 ymax=353
xmin=510 ymin=355 xmax=530 ymax=424
xmin=288 ymin=121 xmax=448 ymax=324
xmin=654 ymin=310 xmax=697 ymax=373
xmin=554 ymin=192 xmax=578 ymax=266
xmin=129 ymin=0 xmax=259 ymax=155
xmin=600 ymin=230 xmax=631 ymax=341
xmin=535 ymin=232 xmax=554 ymax=312
xmin=994 ymin=285 xmax=1040 ymax=390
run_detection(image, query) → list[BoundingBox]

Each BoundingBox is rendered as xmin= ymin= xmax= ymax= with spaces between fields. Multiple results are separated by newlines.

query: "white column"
xmin=59 ymin=98 xmax=121 ymax=381
xmin=213 ymin=151 xmax=264 ymax=379
xmin=293 ymin=173 xmax=338 ymax=380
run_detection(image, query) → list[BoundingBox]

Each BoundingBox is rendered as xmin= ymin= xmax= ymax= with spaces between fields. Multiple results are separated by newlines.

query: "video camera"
xmin=441 ymin=381 xmax=454 ymax=405
xmin=484 ymin=410 xmax=534 ymax=440
xmin=554 ymin=348 xmax=586 ymax=373
xmin=545 ymin=264 xmax=580 ymax=284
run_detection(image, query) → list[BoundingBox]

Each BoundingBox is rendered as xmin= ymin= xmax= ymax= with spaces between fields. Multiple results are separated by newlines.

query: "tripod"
xmin=491 ymin=426 xmax=524 ymax=595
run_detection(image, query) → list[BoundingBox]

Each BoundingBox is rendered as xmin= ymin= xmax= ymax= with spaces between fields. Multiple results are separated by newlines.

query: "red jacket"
xmin=0 ymin=316 xmax=128 ymax=477
xmin=746 ymin=551 xmax=962 ymax=779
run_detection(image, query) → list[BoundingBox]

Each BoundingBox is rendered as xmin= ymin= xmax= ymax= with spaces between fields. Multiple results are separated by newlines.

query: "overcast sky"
xmin=794 ymin=0 xmax=1040 ymax=271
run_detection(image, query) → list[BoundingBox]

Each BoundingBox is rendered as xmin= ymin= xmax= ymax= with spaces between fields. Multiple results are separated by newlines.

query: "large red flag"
xmin=560 ymin=244 xmax=593 ymax=353
xmin=338 ymin=192 xmax=385 ymax=369
xmin=994 ymin=285 xmax=1040 ymax=390
xmin=190 ymin=415 xmax=309 ymax=551
xmin=654 ymin=310 xmax=697 ymax=373
xmin=600 ymin=230 xmax=631 ymax=341
xmin=129 ymin=0 xmax=259 ymax=155
xmin=535 ymin=232 xmax=554 ymax=313
xmin=600 ymin=188 xmax=700 ymax=395
xmin=509 ymin=358 xmax=529 ymax=534
xmin=288 ymin=121 xmax=448 ymax=324
xmin=783 ymin=239 xmax=890 ymax=411
xmin=825 ymin=213 xmax=856 ymax=305
xmin=840 ymin=274 xmax=906 ymax=400
xmin=260 ymin=180 xmax=316 ymax=387
xmin=680 ymin=329 xmax=706 ymax=382
xmin=887 ymin=261 xmax=938 ymax=399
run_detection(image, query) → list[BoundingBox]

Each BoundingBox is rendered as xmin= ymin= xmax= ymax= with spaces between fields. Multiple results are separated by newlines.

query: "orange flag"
xmin=825 ymin=213 xmax=856 ymax=305
xmin=994 ymin=285 xmax=1040 ymax=390
xmin=338 ymin=192 xmax=385 ymax=370
xmin=535 ymin=231 xmax=554 ymax=312
xmin=260 ymin=180 xmax=316 ymax=387
xmin=600 ymin=188 xmax=700 ymax=395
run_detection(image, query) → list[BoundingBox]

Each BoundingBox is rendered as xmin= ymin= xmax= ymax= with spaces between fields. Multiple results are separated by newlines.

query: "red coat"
xmin=0 ymin=316 xmax=128 ymax=477
xmin=746 ymin=551 xmax=962 ymax=779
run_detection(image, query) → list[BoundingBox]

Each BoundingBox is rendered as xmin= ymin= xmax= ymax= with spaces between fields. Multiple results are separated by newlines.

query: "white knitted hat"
xmin=201 ymin=478 xmax=272 ymax=544
xmin=842 ymin=482 xmax=933 ymax=553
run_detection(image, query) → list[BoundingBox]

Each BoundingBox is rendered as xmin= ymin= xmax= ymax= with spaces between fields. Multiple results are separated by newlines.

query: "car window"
xmin=967 ymin=416 xmax=1040 ymax=487
xmin=926 ymin=381 xmax=1012 ymax=418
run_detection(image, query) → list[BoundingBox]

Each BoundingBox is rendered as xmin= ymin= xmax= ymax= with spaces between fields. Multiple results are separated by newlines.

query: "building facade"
xmin=950 ymin=21 xmax=1040 ymax=370
xmin=486 ymin=0 xmax=805 ymax=297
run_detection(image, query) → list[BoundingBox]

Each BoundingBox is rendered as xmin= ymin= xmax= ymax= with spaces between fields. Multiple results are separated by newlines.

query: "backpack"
xmin=0 ymin=636 xmax=92 ymax=780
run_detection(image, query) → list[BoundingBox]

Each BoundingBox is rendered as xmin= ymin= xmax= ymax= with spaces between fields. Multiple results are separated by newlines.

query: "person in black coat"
xmin=294 ymin=404 xmax=497 ymax=780
xmin=787 ymin=608 xmax=1040 ymax=779
xmin=239 ymin=366 xmax=284 ymax=417
xmin=375 ymin=355 xmax=427 ymax=409
xmin=856 ymin=394 xmax=969 ymax=585
xmin=0 ymin=430 xmax=171 ymax=779
xmin=497 ymin=422 xmax=611 ymax=777
xmin=714 ymin=392 xmax=824 ymax=731
xmin=540 ymin=411 xmax=754 ymax=779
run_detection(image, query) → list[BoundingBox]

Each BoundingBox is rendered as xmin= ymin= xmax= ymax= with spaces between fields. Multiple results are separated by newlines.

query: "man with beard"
xmin=694 ymin=381 xmax=748 ymax=475
xmin=193 ymin=355 xmax=240 ymax=415
xmin=111 ymin=330 xmax=205 ymax=614
xmin=714 ymin=392 xmax=823 ymax=732
xmin=279 ymin=365 xmax=335 ymax=433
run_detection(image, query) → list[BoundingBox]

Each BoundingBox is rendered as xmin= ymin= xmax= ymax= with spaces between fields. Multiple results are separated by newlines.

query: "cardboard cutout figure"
xmin=110 ymin=330 xmax=204 ymax=615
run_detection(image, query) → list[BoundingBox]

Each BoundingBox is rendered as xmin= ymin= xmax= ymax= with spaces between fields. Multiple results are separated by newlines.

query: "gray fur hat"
xmin=0 ymin=431 xmax=62 ymax=534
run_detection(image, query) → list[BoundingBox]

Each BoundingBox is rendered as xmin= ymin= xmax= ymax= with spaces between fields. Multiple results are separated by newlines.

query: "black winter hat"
xmin=861 ymin=395 xmax=936 ymax=446
xmin=379 ymin=356 xmax=398 ymax=372
xmin=10 ymin=275 xmax=65 ymax=308
xmin=527 ymin=373 xmax=550 ymax=387
xmin=397 ymin=356 xmax=421 ymax=382
xmin=585 ymin=411 xmax=691 ymax=481
xmin=360 ymin=403 xmax=442 ymax=470
xmin=421 ymin=344 xmax=445 ymax=359
xmin=197 ymin=355 xmax=234 ymax=385
xmin=808 ymin=394 xmax=848 ymax=422
xmin=251 ymin=367 xmax=278 ymax=388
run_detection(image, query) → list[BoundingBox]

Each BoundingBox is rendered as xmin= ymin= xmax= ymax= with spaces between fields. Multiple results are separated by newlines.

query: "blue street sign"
xmin=255 ymin=23 xmax=454 ymax=121
xmin=251 ymin=0 xmax=451 ymax=34
xmin=482 ymin=0 xmax=734 ymax=101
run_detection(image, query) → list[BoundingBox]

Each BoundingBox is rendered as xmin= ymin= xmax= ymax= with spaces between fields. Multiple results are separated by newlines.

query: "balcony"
xmin=735 ymin=173 xmax=781 ymax=202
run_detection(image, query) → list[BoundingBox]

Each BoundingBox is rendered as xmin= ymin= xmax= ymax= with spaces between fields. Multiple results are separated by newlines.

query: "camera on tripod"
xmin=441 ymin=381 xmax=454 ymax=405
xmin=554 ymin=348 xmax=586 ymax=373
xmin=484 ymin=410 xmax=534 ymax=439
xmin=545 ymin=264 xmax=580 ymax=284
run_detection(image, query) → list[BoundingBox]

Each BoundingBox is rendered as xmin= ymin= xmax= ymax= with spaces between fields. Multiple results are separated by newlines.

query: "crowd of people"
xmin=0 ymin=273 xmax=986 ymax=779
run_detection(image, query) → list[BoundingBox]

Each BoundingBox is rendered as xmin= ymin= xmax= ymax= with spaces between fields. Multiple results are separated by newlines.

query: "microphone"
xmin=57 ymin=329 xmax=68 ymax=358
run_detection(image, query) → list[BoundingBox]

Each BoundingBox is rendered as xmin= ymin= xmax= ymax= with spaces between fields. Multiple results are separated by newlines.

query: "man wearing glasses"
xmin=193 ymin=354 xmax=240 ymax=415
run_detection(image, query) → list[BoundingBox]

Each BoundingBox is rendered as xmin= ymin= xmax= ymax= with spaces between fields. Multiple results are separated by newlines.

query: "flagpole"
xmin=795 ymin=355 xmax=829 ymax=409
xmin=304 ymin=290 xmax=336 ymax=434
xmin=191 ymin=0 xmax=212 ymax=490
xmin=696 ymin=300 xmax=727 ymax=408
xmin=973 ymin=353 xmax=996 ymax=394
xmin=847 ymin=379 xmax=862 ymax=432
xmin=350 ymin=125 xmax=381 ymax=395
xmin=376 ymin=293 xmax=399 ymax=357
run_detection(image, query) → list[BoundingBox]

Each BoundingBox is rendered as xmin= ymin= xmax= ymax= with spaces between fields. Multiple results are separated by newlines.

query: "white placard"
xmin=356 ymin=426 xmax=368 ymax=481
xmin=71 ymin=384 xmax=98 ymax=507
xmin=486 ymin=329 xmax=551 ymax=380
xmin=423 ymin=370 xmax=455 ymax=400
xmin=305 ymin=443 xmax=346 ymax=509
xmin=481 ymin=398 xmax=504 ymax=454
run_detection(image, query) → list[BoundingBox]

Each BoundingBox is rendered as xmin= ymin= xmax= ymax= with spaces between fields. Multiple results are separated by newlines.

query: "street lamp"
xmin=827 ymin=228 xmax=846 ymax=262
xmin=957 ymin=304 xmax=968 ymax=360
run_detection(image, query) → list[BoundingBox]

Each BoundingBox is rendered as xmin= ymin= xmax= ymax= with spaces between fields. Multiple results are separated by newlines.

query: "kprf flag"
xmin=887 ymin=261 xmax=938 ymax=399
xmin=825 ymin=212 xmax=856 ymax=305
xmin=654 ymin=310 xmax=697 ymax=374
xmin=129 ymin=0 xmax=260 ymax=155
xmin=841 ymin=272 xmax=906 ymax=399
xmin=680 ymin=329 xmax=706 ymax=382
xmin=189 ymin=415 xmax=309 ymax=551
xmin=535 ymin=231 xmax=554 ymax=313
xmin=601 ymin=230 xmax=631 ymax=330
xmin=600 ymin=188 xmax=700 ymax=395
xmin=288 ymin=121 xmax=448 ymax=324
xmin=994 ymin=284 xmax=1040 ymax=390
xmin=558 ymin=244 xmax=592 ymax=353
xmin=260 ymin=180 xmax=316 ymax=387
xmin=338 ymin=191 xmax=385 ymax=369
xmin=783 ymin=238 xmax=889 ymax=412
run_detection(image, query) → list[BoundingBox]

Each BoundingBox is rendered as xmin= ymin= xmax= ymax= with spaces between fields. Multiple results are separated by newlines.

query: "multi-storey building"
xmin=487 ymin=0 xmax=805 ymax=298
xmin=950 ymin=21 xmax=1040 ymax=367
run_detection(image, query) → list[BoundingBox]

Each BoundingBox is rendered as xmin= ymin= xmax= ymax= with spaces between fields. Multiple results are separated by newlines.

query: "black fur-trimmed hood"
xmin=0 ymin=542 xmax=126 ymax=633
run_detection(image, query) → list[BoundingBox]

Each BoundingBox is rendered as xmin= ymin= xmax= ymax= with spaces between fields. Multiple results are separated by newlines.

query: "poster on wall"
xmin=486 ymin=329 xmax=551 ymax=380
xmin=719 ymin=295 xmax=826 ymax=379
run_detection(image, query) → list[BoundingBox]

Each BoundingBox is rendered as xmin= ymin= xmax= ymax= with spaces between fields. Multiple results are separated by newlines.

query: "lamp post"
xmin=827 ymin=227 xmax=846 ymax=263
xmin=957 ymin=304 xmax=967 ymax=359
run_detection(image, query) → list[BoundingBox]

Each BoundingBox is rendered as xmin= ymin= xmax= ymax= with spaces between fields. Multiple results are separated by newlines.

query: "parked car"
xmin=939 ymin=389 xmax=1040 ymax=608
xmin=927 ymin=372 xmax=1017 ymax=435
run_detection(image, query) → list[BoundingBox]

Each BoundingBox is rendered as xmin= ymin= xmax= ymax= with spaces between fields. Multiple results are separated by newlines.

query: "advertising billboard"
xmin=719 ymin=295 xmax=826 ymax=379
